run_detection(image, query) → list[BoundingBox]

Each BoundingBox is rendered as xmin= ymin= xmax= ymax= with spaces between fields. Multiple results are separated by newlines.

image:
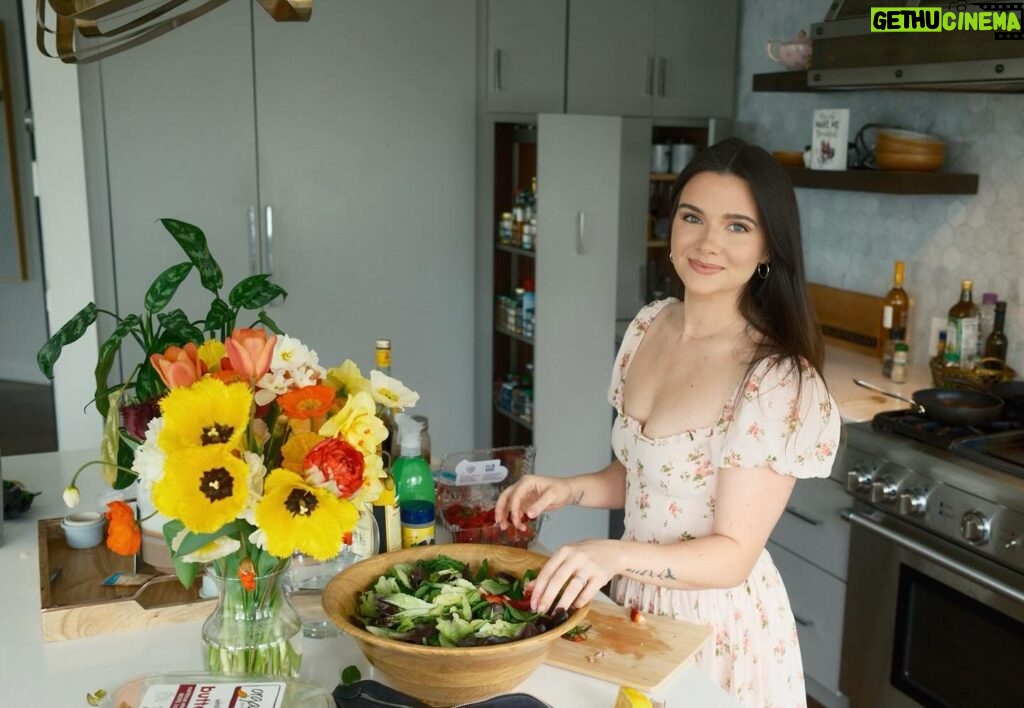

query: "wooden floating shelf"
xmin=649 ymin=172 xmax=678 ymax=182
xmin=646 ymin=239 xmax=669 ymax=248
xmin=496 ymin=243 xmax=536 ymax=258
xmin=784 ymin=167 xmax=979 ymax=195
xmin=494 ymin=404 xmax=532 ymax=431
xmin=495 ymin=324 xmax=533 ymax=345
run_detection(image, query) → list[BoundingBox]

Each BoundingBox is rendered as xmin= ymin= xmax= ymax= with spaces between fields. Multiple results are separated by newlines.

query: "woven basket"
xmin=929 ymin=356 xmax=1015 ymax=392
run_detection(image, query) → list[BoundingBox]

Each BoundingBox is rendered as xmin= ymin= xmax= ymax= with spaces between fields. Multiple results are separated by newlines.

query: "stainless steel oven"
xmin=839 ymin=418 xmax=1024 ymax=708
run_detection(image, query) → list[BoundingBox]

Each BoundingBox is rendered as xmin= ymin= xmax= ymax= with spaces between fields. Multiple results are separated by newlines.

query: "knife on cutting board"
xmin=544 ymin=602 xmax=712 ymax=692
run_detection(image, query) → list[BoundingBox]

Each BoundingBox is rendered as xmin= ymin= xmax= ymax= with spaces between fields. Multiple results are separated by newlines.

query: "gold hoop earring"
xmin=757 ymin=262 xmax=770 ymax=279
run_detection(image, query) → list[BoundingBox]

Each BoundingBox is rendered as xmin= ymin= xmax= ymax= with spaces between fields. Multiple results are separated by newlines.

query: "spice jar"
xmin=891 ymin=342 xmax=909 ymax=384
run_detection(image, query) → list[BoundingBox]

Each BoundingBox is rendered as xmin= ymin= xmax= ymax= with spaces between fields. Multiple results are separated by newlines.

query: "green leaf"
xmin=36 ymin=302 xmax=98 ymax=378
xmin=341 ymin=665 xmax=361 ymax=686
xmin=257 ymin=310 xmax=284 ymax=335
xmin=114 ymin=436 xmax=139 ymax=489
xmin=161 ymin=519 xmax=199 ymax=589
xmin=173 ymin=519 xmax=252 ymax=557
xmin=94 ymin=314 xmax=140 ymax=418
xmin=228 ymin=274 xmax=287 ymax=310
xmin=203 ymin=298 xmax=233 ymax=333
xmin=134 ymin=362 xmax=164 ymax=402
xmin=156 ymin=308 xmax=205 ymax=346
xmin=159 ymin=218 xmax=223 ymax=293
xmin=144 ymin=262 xmax=193 ymax=313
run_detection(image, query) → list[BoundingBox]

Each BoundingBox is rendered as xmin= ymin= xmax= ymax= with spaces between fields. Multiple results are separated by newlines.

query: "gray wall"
xmin=737 ymin=0 xmax=1024 ymax=373
xmin=0 ymin=2 xmax=48 ymax=384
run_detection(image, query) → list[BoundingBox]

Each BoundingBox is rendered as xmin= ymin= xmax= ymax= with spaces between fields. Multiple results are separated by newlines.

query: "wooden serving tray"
xmin=37 ymin=517 xmax=214 ymax=642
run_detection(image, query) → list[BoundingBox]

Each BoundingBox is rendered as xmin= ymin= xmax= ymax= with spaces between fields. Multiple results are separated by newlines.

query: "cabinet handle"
xmin=794 ymin=614 xmax=815 ymax=628
xmin=264 ymin=205 xmax=275 ymax=276
xmin=247 ymin=207 xmax=259 ymax=276
xmin=494 ymin=49 xmax=503 ymax=92
xmin=644 ymin=56 xmax=654 ymax=97
xmin=575 ymin=211 xmax=585 ymax=255
xmin=784 ymin=505 xmax=823 ymax=526
xmin=658 ymin=57 xmax=667 ymax=97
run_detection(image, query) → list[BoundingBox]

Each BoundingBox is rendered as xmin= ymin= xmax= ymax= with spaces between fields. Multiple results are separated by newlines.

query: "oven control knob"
xmin=870 ymin=477 xmax=898 ymax=503
xmin=846 ymin=468 xmax=873 ymax=493
xmin=960 ymin=510 xmax=991 ymax=545
xmin=898 ymin=489 xmax=927 ymax=516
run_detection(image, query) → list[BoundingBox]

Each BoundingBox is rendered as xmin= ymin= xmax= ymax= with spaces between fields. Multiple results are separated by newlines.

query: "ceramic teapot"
xmin=767 ymin=30 xmax=812 ymax=71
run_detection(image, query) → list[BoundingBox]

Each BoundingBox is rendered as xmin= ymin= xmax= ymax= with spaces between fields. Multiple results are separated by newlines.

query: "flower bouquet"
xmin=37 ymin=218 xmax=418 ymax=677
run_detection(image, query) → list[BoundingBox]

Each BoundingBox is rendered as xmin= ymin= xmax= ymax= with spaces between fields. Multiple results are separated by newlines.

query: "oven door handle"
xmin=843 ymin=509 xmax=1024 ymax=605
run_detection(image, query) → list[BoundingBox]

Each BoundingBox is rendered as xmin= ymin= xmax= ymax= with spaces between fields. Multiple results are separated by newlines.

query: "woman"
xmin=495 ymin=138 xmax=840 ymax=707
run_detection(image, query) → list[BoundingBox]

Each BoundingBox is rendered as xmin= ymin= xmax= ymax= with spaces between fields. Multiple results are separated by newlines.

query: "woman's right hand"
xmin=494 ymin=474 xmax=577 ymax=532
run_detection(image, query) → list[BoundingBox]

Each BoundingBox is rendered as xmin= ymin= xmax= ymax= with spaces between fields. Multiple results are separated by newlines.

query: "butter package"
xmin=110 ymin=673 xmax=332 ymax=708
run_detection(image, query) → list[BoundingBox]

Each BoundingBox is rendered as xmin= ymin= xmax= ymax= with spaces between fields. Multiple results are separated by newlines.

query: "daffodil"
xmin=318 ymin=391 xmax=388 ymax=455
xmin=152 ymin=446 xmax=250 ymax=533
xmin=196 ymin=339 xmax=227 ymax=372
xmin=158 ymin=378 xmax=251 ymax=453
xmin=369 ymin=370 xmax=420 ymax=411
xmin=254 ymin=469 xmax=357 ymax=561
xmin=171 ymin=527 xmax=241 ymax=564
xmin=325 ymin=359 xmax=371 ymax=396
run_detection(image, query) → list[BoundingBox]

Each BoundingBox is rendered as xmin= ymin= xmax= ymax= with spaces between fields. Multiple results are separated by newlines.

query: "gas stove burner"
xmin=872 ymin=409 xmax=1024 ymax=450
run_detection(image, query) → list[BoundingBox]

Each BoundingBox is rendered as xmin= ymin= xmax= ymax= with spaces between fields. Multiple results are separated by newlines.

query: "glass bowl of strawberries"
xmin=435 ymin=445 xmax=540 ymax=549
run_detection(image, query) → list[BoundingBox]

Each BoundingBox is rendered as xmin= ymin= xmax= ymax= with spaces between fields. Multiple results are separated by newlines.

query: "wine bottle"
xmin=372 ymin=338 xmax=402 ymax=553
xmin=984 ymin=301 xmax=1008 ymax=363
xmin=948 ymin=280 xmax=981 ymax=370
xmin=881 ymin=261 xmax=910 ymax=377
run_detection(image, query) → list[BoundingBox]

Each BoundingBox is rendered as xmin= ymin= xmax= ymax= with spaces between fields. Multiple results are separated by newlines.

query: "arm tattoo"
xmin=625 ymin=566 xmax=677 ymax=580
xmin=572 ymin=489 xmax=584 ymax=505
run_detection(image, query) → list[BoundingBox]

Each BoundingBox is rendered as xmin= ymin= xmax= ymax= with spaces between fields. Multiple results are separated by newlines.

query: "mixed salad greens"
xmin=353 ymin=555 xmax=570 ymax=647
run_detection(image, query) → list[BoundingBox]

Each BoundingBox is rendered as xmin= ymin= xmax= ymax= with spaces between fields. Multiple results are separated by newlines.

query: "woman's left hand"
xmin=529 ymin=539 xmax=625 ymax=613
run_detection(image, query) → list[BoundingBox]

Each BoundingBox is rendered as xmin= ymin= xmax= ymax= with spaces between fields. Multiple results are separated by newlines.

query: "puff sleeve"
xmin=714 ymin=357 xmax=841 ymax=479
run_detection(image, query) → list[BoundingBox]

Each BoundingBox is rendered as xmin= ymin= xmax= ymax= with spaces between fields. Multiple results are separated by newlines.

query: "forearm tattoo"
xmin=625 ymin=566 xmax=677 ymax=580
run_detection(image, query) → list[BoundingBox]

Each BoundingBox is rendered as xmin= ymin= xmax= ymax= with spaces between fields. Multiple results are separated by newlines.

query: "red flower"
xmin=278 ymin=385 xmax=335 ymax=420
xmin=121 ymin=397 xmax=160 ymax=440
xmin=105 ymin=500 xmax=141 ymax=556
xmin=303 ymin=438 xmax=365 ymax=499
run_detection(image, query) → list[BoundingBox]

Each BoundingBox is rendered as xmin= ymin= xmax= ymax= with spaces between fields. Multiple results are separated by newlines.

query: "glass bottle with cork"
xmin=881 ymin=260 xmax=910 ymax=378
xmin=372 ymin=338 xmax=402 ymax=553
xmin=947 ymin=280 xmax=981 ymax=370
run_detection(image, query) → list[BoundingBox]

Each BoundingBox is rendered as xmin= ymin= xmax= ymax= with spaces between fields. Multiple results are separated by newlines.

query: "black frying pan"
xmin=990 ymin=380 xmax=1024 ymax=417
xmin=853 ymin=378 xmax=1005 ymax=427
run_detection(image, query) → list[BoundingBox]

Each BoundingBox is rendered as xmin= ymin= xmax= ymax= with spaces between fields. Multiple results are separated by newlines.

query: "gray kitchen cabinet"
xmin=486 ymin=0 xmax=567 ymax=114
xmin=83 ymin=1 xmax=478 ymax=455
xmin=566 ymin=0 xmax=738 ymax=118
xmin=768 ymin=472 xmax=852 ymax=708
xmin=533 ymin=113 xmax=649 ymax=550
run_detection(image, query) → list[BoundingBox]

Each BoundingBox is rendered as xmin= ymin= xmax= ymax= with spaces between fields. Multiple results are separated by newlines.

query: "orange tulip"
xmin=105 ymin=500 xmax=142 ymax=556
xmin=225 ymin=328 xmax=276 ymax=381
xmin=150 ymin=342 xmax=205 ymax=389
xmin=238 ymin=558 xmax=256 ymax=592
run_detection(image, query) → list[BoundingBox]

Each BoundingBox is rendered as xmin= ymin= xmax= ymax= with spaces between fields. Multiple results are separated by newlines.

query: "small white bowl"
xmin=61 ymin=511 xmax=107 ymax=549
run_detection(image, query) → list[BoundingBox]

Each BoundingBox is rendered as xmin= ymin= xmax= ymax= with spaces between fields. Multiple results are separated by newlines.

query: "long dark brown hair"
xmin=669 ymin=138 xmax=825 ymax=379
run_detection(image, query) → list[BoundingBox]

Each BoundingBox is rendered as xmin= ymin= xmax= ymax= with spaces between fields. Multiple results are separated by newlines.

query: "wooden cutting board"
xmin=544 ymin=601 xmax=712 ymax=692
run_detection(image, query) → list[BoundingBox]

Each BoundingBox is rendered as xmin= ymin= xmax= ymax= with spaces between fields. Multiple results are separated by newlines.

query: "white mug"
xmin=671 ymin=143 xmax=697 ymax=173
xmin=650 ymin=144 xmax=671 ymax=173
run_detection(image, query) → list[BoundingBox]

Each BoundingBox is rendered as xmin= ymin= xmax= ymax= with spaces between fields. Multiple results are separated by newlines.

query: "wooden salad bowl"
xmin=322 ymin=543 xmax=590 ymax=707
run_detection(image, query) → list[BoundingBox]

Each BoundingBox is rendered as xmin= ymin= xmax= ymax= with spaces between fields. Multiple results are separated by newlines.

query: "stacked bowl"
xmin=874 ymin=129 xmax=945 ymax=172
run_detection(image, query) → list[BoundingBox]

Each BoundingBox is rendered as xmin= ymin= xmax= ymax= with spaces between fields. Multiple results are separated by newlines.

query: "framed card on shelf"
xmin=810 ymin=108 xmax=849 ymax=171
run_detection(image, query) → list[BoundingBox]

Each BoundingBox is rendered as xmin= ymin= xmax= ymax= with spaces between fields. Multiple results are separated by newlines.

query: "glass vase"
xmin=201 ymin=564 xmax=302 ymax=678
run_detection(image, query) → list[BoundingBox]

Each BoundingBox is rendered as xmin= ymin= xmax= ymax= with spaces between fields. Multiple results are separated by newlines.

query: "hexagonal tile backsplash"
xmin=736 ymin=0 xmax=1024 ymax=374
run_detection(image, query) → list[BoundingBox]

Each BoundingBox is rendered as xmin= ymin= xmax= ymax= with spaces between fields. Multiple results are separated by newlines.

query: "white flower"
xmin=271 ymin=335 xmax=320 ymax=374
xmin=248 ymin=527 xmax=269 ymax=552
xmin=131 ymin=417 xmax=166 ymax=491
xmin=62 ymin=485 xmax=80 ymax=508
xmin=238 ymin=451 xmax=267 ymax=525
xmin=171 ymin=528 xmax=241 ymax=564
xmin=369 ymin=370 xmax=420 ymax=410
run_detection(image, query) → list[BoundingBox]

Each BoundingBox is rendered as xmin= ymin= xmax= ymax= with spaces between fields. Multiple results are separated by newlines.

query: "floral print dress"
xmin=608 ymin=299 xmax=841 ymax=708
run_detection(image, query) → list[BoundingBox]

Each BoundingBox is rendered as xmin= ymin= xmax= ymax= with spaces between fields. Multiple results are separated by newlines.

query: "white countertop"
xmin=822 ymin=344 xmax=935 ymax=423
xmin=0 ymin=449 xmax=740 ymax=707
